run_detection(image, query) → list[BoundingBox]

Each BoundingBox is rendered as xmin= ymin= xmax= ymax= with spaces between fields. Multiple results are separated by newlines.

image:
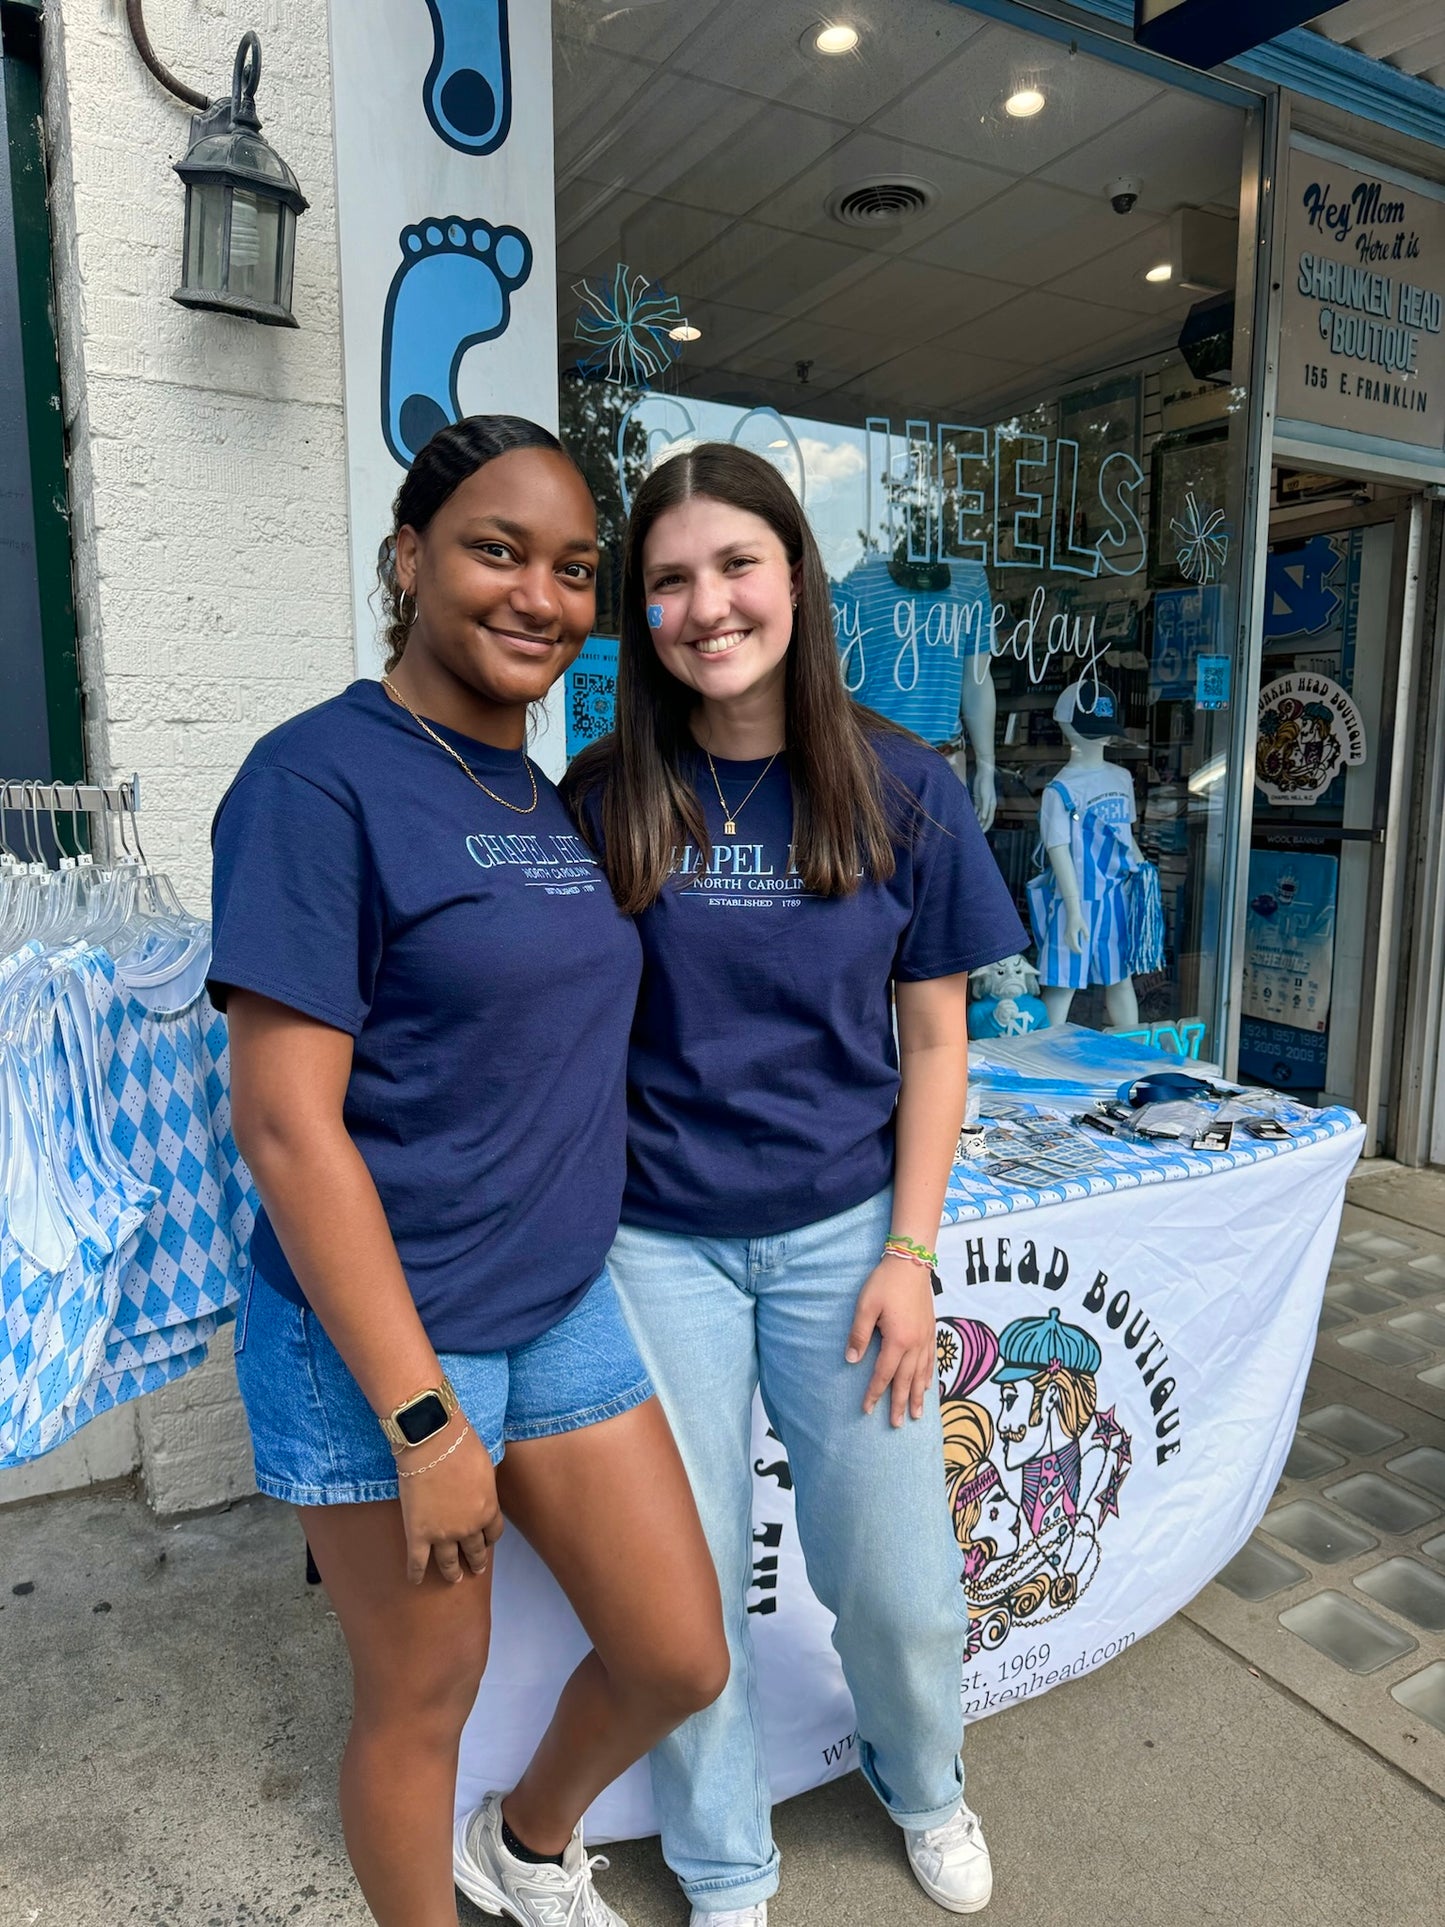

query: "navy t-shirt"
xmin=615 ymin=730 xmax=1026 ymax=1237
xmin=209 ymin=679 xmax=643 ymax=1354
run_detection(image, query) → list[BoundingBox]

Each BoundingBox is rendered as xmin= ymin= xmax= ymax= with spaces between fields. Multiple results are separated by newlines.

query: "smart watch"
xmin=380 ymin=1378 xmax=460 ymax=1452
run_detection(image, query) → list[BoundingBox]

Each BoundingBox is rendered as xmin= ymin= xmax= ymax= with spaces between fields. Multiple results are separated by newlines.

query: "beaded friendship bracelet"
xmin=883 ymin=1234 xmax=939 ymax=1270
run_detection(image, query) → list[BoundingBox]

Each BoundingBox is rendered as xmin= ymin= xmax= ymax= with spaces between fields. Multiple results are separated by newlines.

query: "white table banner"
xmin=457 ymin=1118 xmax=1363 ymax=1841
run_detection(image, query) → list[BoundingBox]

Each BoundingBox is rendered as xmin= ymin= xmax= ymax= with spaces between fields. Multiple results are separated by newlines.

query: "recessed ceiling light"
xmin=812 ymin=23 xmax=860 ymax=56
xmin=1145 ymin=262 xmax=1173 ymax=283
xmin=669 ymin=321 xmax=702 ymax=342
xmin=1004 ymin=86 xmax=1046 ymax=118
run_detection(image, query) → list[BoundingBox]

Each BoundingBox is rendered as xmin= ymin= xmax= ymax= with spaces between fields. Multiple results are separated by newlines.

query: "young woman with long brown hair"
xmin=210 ymin=416 xmax=727 ymax=1927
xmin=565 ymin=443 xmax=1025 ymax=1922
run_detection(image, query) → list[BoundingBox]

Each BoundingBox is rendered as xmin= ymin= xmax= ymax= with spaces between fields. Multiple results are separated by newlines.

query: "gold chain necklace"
xmin=704 ymin=747 xmax=781 ymax=836
xmin=382 ymin=675 xmax=539 ymax=816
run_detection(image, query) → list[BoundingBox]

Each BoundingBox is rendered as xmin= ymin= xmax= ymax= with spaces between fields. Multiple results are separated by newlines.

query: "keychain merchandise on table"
xmin=960 ymin=1030 xmax=1323 ymax=1202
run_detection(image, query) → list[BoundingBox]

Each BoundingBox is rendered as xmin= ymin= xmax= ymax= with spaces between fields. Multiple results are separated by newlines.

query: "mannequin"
xmin=966 ymin=953 xmax=1048 ymax=1039
xmin=834 ymin=551 xmax=998 ymax=828
xmin=1029 ymin=681 xmax=1142 ymax=1030
xmin=955 ymin=661 xmax=998 ymax=833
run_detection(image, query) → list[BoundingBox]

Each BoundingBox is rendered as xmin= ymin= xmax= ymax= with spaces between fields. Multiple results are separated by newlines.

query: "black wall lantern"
xmin=125 ymin=3 xmax=307 ymax=328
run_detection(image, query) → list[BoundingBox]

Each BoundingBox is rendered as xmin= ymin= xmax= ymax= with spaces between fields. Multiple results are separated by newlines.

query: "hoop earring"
xmin=397 ymin=589 xmax=417 ymax=629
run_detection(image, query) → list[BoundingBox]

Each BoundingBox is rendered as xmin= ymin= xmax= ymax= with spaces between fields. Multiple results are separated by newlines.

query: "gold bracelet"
xmin=395 ymin=1419 xmax=471 ymax=1480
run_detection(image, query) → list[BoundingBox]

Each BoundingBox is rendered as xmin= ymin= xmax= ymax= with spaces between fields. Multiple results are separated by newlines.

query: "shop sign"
xmin=1279 ymin=143 xmax=1445 ymax=452
xmin=1255 ymin=671 xmax=1366 ymax=805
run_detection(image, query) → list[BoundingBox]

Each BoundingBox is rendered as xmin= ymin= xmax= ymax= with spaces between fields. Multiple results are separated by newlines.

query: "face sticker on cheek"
xmin=647 ymin=603 xmax=665 ymax=630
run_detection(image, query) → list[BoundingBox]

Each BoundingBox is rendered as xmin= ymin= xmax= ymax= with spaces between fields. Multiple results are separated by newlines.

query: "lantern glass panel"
xmin=276 ymin=207 xmax=297 ymax=311
xmin=184 ymin=182 xmax=229 ymax=294
xmin=227 ymin=189 xmax=281 ymax=305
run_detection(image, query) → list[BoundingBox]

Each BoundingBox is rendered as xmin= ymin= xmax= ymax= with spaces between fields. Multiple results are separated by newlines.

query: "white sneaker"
xmin=454 ymin=1790 xmax=627 ymax=1925
xmin=689 ymin=1908 xmax=768 ymax=1927
xmin=905 ymin=1803 xmax=993 ymax=1914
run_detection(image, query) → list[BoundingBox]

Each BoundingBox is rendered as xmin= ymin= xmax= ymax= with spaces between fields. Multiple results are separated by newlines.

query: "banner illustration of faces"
xmin=381 ymin=2 xmax=529 ymax=468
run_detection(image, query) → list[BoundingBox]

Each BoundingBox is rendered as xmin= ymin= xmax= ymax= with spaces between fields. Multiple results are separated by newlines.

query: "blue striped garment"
xmin=1031 ymin=771 xmax=1137 ymax=989
xmin=833 ymin=557 xmax=992 ymax=742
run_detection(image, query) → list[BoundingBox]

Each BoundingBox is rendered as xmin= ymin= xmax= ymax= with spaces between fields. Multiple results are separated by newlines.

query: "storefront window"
xmin=555 ymin=0 xmax=1258 ymax=1057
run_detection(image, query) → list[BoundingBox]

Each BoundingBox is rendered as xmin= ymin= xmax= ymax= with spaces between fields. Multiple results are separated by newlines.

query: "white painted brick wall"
xmin=8 ymin=0 xmax=354 ymax=1514
xmin=48 ymin=0 xmax=353 ymax=907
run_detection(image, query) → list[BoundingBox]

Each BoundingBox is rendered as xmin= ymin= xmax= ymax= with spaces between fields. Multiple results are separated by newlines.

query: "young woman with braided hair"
xmin=211 ymin=416 xmax=726 ymax=1927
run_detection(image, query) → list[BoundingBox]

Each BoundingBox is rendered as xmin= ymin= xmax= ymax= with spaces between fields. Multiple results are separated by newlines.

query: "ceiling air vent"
xmin=826 ymin=177 xmax=935 ymax=230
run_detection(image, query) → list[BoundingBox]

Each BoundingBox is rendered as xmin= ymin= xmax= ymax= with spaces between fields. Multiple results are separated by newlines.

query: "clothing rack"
xmin=0 ymin=776 xmax=141 ymax=814
xmin=0 ymin=775 xmax=141 ymax=866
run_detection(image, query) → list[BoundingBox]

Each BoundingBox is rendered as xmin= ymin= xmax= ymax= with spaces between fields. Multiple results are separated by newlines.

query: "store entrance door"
xmin=1242 ymin=481 xmax=1427 ymax=1152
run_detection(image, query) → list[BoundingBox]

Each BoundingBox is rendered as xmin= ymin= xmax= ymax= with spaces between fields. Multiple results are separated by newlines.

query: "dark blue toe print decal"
xmin=422 ymin=0 xmax=511 ymax=156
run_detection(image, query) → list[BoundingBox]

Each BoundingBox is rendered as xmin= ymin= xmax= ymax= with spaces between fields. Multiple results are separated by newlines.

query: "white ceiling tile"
xmin=751 ymin=129 xmax=1014 ymax=254
xmin=553 ymin=46 xmax=658 ymax=180
xmin=723 ymin=311 xmax=898 ymax=393
xmin=670 ymin=0 xmax=992 ymax=120
xmin=577 ymin=73 xmax=850 ymax=216
xmin=553 ymin=0 xmax=723 ymax=64
xmin=667 ymin=298 xmax=779 ymax=363
xmin=851 ymin=346 xmax=1036 ymax=419
xmin=560 ymin=187 xmax=736 ymax=285
xmin=945 ymin=290 xmax=1148 ymax=364
xmin=1044 ymin=221 xmax=1209 ymax=317
xmin=682 ymin=221 xmax=877 ymax=315
xmin=555 ymin=180 xmax=651 ymax=275
xmin=906 ymin=179 xmax=1129 ymax=285
xmin=1035 ymin=92 xmax=1246 ymax=215
xmin=872 ymin=23 xmax=1164 ymax=171
xmin=820 ymin=257 xmax=1024 ymax=338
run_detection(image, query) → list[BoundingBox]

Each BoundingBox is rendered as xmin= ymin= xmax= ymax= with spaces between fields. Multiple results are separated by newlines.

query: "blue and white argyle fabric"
xmin=0 ymin=943 xmax=255 ymax=1467
xmin=84 ymin=951 xmax=255 ymax=1345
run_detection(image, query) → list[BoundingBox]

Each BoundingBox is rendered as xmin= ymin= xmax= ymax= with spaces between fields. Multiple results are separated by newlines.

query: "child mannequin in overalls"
xmin=1029 ymin=680 xmax=1142 ymax=1030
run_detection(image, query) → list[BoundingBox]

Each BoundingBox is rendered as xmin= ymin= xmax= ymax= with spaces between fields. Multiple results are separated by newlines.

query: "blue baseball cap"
xmin=991 ymin=1306 xmax=1102 ymax=1382
xmin=1054 ymin=680 xmax=1120 ymax=740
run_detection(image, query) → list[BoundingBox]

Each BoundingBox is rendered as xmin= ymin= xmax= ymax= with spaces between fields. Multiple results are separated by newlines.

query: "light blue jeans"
xmin=609 ymin=1187 xmax=968 ymax=1912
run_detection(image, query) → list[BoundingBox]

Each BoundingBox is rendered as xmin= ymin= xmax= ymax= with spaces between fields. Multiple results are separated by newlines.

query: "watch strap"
xmin=379 ymin=1377 xmax=460 ymax=1451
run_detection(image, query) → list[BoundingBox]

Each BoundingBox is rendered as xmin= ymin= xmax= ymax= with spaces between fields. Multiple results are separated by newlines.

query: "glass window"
xmin=554 ymin=0 xmax=1257 ymax=1057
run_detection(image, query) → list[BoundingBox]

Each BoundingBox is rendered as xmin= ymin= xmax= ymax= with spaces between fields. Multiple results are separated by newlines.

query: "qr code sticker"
xmin=569 ymin=671 xmax=616 ymax=748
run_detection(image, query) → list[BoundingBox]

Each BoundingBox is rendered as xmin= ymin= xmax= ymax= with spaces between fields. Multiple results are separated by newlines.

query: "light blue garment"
xmin=1029 ymin=774 xmax=1137 ymax=990
xmin=833 ymin=557 xmax=991 ymax=743
xmin=609 ymin=1187 xmax=968 ymax=1911
xmin=0 ymin=944 xmax=255 ymax=1467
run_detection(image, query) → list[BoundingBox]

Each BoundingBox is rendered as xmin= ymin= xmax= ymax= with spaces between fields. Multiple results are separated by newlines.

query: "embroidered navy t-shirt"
xmin=614 ymin=730 xmax=1026 ymax=1237
xmin=209 ymin=679 xmax=642 ymax=1354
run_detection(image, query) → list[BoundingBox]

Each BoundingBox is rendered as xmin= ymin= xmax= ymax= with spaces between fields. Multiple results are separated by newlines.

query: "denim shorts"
xmin=233 ymin=1263 xmax=654 ymax=1506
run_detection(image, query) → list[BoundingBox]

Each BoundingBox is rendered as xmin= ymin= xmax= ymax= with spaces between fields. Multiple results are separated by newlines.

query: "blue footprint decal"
xmin=380 ymin=217 xmax=533 ymax=467
xmin=422 ymin=0 xmax=511 ymax=155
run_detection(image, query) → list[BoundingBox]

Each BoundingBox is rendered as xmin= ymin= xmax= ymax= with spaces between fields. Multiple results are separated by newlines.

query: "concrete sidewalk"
xmin=0 ymin=1483 xmax=1440 ymax=1927
xmin=4 ymin=1158 xmax=1444 ymax=1925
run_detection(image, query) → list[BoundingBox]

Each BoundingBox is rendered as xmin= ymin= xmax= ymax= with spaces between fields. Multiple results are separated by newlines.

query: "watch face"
xmin=397 ymin=1391 xmax=450 ymax=1445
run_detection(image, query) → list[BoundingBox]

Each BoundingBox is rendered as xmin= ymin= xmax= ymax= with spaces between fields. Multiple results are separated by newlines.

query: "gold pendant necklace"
xmin=382 ymin=675 xmax=539 ymax=816
xmin=704 ymin=747 xmax=781 ymax=835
